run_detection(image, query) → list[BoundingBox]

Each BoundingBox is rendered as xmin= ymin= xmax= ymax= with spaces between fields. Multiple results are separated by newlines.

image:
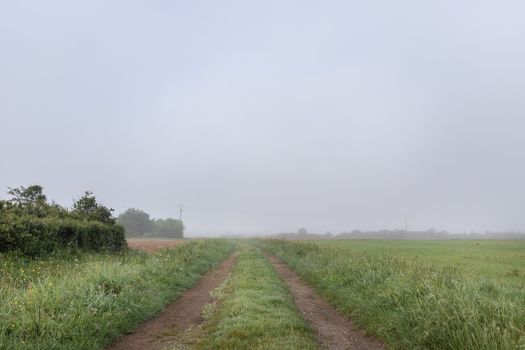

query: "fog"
xmin=1 ymin=1 xmax=525 ymax=236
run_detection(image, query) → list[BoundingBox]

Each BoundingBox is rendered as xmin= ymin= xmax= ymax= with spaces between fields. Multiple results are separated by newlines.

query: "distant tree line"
xmin=274 ymin=228 xmax=525 ymax=240
xmin=117 ymin=208 xmax=184 ymax=239
xmin=0 ymin=185 xmax=126 ymax=256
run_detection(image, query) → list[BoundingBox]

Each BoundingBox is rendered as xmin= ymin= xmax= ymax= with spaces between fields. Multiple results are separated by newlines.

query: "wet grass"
xmin=0 ymin=240 xmax=234 ymax=350
xmin=260 ymin=240 xmax=525 ymax=350
xmin=316 ymin=239 xmax=525 ymax=280
xmin=195 ymin=244 xmax=317 ymax=350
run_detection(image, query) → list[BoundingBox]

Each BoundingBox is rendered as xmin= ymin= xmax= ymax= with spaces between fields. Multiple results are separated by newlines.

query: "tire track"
xmin=106 ymin=254 xmax=236 ymax=350
xmin=266 ymin=254 xmax=385 ymax=350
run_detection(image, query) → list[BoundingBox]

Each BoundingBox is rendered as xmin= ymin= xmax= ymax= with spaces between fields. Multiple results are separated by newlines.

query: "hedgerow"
xmin=0 ymin=185 xmax=126 ymax=256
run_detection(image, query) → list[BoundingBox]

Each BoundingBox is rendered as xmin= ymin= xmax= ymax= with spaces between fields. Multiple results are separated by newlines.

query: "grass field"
xmin=0 ymin=240 xmax=233 ymax=349
xmin=2 ymin=238 xmax=525 ymax=349
xmin=315 ymin=240 xmax=525 ymax=280
xmin=261 ymin=239 xmax=525 ymax=349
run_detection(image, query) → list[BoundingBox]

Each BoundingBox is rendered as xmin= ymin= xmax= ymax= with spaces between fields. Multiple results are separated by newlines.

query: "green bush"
xmin=0 ymin=216 xmax=126 ymax=256
xmin=0 ymin=185 xmax=126 ymax=256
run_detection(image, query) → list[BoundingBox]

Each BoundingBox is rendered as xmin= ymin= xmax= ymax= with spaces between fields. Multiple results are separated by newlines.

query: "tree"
xmin=6 ymin=185 xmax=49 ymax=217
xmin=72 ymin=191 xmax=115 ymax=224
xmin=297 ymin=227 xmax=308 ymax=235
xmin=8 ymin=185 xmax=47 ymax=205
xmin=117 ymin=208 xmax=153 ymax=237
xmin=153 ymin=218 xmax=184 ymax=238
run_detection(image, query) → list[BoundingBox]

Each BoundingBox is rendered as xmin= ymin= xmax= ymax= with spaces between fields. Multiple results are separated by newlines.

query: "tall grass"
xmin=316 ymin=240 xmax=525 ymax=280
xmin=195 ymin=244 xmax=317 ymax=350
xmin=260 ymin=240 xmax=525 ymax=350
xmin=0 ymin=240 xmax=233 ymax=350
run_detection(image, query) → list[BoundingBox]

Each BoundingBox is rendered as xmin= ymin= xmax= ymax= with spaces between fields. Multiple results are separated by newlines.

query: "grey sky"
xmin=1 ymin=1 xmax=525 ymax=235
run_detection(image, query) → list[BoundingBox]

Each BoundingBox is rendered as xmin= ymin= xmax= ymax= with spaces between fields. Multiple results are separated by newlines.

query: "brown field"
xmin=127 ymin=238 xmax=185 ymax=252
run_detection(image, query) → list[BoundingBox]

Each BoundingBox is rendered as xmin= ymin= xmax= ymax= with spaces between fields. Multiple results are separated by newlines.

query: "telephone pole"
xmin=179 ymin=205 xmax=184 ymax=221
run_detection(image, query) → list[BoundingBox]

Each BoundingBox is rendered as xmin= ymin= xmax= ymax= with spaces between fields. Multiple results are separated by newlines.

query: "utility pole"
xmin=179 ymin=205 xmax=184 ymax=221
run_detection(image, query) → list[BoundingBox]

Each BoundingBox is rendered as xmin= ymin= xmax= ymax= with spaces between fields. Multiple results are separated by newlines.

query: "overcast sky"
xmin=1 ymin=1 xmax=525 ymax=235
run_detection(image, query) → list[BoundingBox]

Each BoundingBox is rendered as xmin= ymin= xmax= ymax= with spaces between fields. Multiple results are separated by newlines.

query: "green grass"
xmin=0 ymin=240 xmax=234 ymax=350
xmin=5 ymin=238 xmax=524 ymax=349
xmin=194 ymin=243 xmax=317 ymax=350
xmin=260 ymin=239 xmax=525 ymax=350
xmin=316 ymin=240 xmax=525 ymax=280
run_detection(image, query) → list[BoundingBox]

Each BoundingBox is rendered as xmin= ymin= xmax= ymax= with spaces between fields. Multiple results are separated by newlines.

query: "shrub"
xmin=72 ymin=191 xmax=115 ymax=224
xmin=0 ymin=185 xmax=126 ymax=256
xmin=0 ymin=216 xmax=126 ymax=256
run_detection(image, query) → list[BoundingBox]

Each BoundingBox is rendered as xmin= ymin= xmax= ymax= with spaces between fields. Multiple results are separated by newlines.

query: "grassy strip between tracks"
xmin=193 ymin=244 xmax=317 ymax=350
xmin=260 ymin=240 xmax=525 ymax=350
xmin=0 ymin=239 xmax=234 ymax=350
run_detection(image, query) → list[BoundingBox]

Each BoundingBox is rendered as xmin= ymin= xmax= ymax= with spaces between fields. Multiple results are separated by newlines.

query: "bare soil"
xmin=127 ymin=238 xmax=185 ymax=252
xmin=267 ymin=254 xmax=385 ymax=350
xmin=106 ymin=254 xmax=236 ymax=350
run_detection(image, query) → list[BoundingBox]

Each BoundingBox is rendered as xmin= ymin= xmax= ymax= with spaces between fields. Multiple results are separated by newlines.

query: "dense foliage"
xmin=152 ymin=218 xmax=184 ymax=238
xmin=117 ymin=208 xmax=184 ymax=238
xmin=116 ymin=208 xmax=153 ymax=237
xmin=0 ymin=186 xmax=126 ymax=256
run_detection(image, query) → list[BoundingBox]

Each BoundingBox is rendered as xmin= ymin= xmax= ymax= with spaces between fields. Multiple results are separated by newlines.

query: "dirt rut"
xmin=106 ymin=254 xmax=236 ymax=350
xmin=267 ymin=255 xmax=385 ymax=350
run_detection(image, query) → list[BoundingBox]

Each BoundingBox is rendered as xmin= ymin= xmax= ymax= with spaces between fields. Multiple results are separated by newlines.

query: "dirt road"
xmin=107 ymin=246 xmax=383 ymax=350
xmin=267 ymin=254 xmax=385 ymax=350
xmin=106 ymin=254 xmax=236 ymax=350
